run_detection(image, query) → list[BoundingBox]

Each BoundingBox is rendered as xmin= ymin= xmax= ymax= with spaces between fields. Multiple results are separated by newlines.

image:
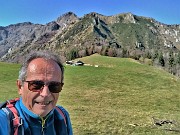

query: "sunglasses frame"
xmin=24 ymin=80 xmax=64 ymax=93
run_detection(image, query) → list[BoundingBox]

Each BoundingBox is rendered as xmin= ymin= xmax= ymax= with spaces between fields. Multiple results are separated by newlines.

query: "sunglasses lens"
xmin=48 ymin=82 xmax=64 ymax=93
xmin=26 ymin=81 xmax=63 ymax=93
xmin=28 ymin=81 xmax=44 ymax=91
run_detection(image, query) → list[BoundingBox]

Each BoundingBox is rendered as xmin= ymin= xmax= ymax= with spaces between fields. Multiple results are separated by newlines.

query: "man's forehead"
xmin=27 ymin=58 xmax=60 ymax=73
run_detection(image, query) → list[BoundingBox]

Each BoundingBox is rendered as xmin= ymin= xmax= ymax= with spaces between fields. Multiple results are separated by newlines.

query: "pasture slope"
xmin=1 ymin=54 xmax=180 ymax=134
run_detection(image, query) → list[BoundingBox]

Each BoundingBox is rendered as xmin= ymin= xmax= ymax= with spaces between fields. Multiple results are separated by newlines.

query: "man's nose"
xmin=40 ymin=85 xmax=51 ymax=97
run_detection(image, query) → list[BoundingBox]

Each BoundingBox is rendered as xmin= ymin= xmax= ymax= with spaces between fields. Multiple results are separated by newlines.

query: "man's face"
xmin=17 ymin=58 xmax=63 ymax=117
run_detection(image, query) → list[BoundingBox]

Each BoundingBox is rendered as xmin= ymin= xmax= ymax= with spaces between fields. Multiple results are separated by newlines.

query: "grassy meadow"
xmin=1 ymin=54 xmax=180 ymax=134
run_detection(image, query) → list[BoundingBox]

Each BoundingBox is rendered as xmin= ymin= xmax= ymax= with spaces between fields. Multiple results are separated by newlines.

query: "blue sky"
xmin=0 ymin=0 xmax=179 ymax=26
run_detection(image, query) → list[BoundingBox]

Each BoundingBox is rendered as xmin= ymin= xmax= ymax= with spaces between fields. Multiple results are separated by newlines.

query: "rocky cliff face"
xmin=0 ymin=12 xmax=180 ymax=63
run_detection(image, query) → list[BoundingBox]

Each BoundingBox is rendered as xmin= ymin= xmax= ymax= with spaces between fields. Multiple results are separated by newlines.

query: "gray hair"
xmin=18 ymin=51 xmax=64 ymax=82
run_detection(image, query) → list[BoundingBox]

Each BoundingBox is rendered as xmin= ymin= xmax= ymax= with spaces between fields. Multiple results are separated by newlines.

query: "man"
xmin=0 ymin=51 xmax=73 ymax=135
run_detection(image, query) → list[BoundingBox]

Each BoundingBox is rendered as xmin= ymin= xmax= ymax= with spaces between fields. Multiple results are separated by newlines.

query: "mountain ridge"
xmin=0 ymin=12 xmax=180 ymax=64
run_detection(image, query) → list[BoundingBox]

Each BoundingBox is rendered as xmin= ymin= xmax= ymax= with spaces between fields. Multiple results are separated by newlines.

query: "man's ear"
xmin=17 ymin=80 xmax=23 ymax=95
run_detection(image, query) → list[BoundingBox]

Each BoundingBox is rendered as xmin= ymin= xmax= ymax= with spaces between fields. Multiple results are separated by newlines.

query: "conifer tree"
xmin=158 ymin=52 xmax=165 ymax=67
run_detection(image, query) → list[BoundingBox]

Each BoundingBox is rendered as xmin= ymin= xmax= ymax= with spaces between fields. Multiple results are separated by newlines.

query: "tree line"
xmin=65 ymin=45 xmax=180 ymax=77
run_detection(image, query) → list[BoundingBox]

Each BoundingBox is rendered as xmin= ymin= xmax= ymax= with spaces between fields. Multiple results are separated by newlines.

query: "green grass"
xmin=1 ymin=54 xmax=180 ymax=134
xmin=0 ymin=62 xmax=20 ymax=101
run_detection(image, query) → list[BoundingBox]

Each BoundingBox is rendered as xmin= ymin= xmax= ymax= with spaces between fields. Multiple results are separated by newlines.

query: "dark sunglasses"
xmin=25 ymin=80 xmax=64 ymax=93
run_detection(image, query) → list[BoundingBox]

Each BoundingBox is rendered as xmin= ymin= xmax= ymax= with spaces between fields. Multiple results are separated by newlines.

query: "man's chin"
xmin=33 ymin=103 xmax=53 ymax=117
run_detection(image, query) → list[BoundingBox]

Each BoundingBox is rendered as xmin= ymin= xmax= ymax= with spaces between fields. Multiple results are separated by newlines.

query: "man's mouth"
xmin=35 ymin=101 xmax=51 ymax=105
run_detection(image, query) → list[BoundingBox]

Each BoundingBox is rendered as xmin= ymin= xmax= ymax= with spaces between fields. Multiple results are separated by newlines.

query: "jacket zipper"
xmin=40 ymin=116 xmax=49 ymax=135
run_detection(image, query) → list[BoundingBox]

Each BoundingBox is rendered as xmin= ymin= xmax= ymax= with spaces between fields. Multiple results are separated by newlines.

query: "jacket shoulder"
xmin=55 ymin=105 xmax=70 ymax=119
xmin=55 ymin=106 xmax=73 ymax=135
xmin=0 ymin=110 xmax=10 ymax=135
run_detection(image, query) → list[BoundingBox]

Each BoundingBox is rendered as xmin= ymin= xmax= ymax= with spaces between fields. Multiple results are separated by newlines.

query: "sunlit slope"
xmin=61 ymin=54 xmax=180 ymax=134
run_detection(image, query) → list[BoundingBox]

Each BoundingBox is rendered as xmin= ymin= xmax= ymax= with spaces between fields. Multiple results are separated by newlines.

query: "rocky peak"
xmin=45 ymin=21 xmax=60 ymax=31
xmin=123 ymin=12 xmax=136 ymax=23
xmin=56 ymin=12 xmax=79 ymax=26
xmin=101 ymin=12 xmax=136 ymax=24
xmin=6 ymin=22 xmax=34 ymax=28
xmin=85 ymin=12 xmax=104 ymax=18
